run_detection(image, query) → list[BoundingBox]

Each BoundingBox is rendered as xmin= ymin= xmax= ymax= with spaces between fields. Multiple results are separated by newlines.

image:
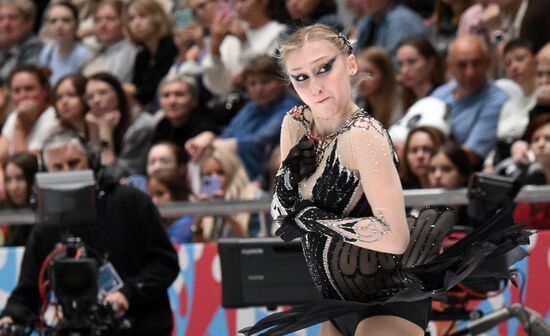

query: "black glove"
xmin=274 ymin=200 xmax=317 ymax=242
xmin=281 ymin=136 xmax=317 ymax=190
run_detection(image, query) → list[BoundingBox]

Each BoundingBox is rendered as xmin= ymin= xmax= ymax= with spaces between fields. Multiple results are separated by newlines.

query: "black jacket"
xmin=0 ymin=185 xmax=179 ymax=335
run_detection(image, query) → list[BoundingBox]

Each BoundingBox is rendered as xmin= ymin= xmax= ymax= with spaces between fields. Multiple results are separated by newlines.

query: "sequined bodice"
xmin=290 ymin=106 xmax=419 ymax=302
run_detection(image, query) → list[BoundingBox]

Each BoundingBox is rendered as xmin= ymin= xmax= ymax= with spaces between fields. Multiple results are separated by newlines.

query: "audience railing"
xmin=0 ymin=185 xmax=549 ymax=225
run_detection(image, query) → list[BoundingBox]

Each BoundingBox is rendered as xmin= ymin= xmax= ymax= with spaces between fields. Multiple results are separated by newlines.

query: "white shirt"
xmin=2 ymin=106 xmax=61 ymax=153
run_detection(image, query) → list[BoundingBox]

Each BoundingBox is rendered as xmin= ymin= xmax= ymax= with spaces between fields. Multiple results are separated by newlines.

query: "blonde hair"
xmin=124 ymin=0 xmax=171 ymax=43
xmin=0 ymin=0 xmax=36 ymax=21
xmin=278 ymin=24 xmax=351 ymax=67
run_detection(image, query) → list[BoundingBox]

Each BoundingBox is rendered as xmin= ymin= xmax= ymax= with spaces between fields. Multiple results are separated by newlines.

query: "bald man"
xmin=432 ymin=34 xmax=510 ymax=168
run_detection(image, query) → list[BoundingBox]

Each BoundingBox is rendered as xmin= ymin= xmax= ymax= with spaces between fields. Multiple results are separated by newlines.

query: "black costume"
xmin=0 ymin=185 xmax=180 ymax=335
xmin=242 ymin=106 xmax=529 ymax=335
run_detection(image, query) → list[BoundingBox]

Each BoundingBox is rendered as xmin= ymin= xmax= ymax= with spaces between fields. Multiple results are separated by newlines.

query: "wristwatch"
xmin=491 ymin=30 xmax=505 ymax=44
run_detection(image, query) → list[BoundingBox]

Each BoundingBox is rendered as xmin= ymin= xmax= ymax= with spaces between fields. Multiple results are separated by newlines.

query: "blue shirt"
xmin=221 ymin=94 xmax=302 ymax=179
xmin=355 ymin=3 xmax=426 ymax=57
xmin=166 ymin=215 xmax=194 ymax=244
xmin=432 ymin=81 xmax=509 ymax=158
xmin=39 ymin=42 xmax=93 ymax=85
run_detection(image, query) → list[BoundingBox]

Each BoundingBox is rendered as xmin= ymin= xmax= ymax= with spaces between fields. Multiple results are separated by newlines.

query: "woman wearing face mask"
xmin=38 ymin=1 xmax=93 ymax=85
xmin=85 ymin=72 xmax=153 ymax=175
xmin=0 ymin=152 xmax=38 ymax=246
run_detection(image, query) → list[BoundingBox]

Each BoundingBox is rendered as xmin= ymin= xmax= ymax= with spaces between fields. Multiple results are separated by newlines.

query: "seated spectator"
xmin=82 ymin=0 xmax=138 ymax=84
xmin=38 ymin=1 xmax=93 ymax=85
xmin=0 ymin=65 xmax=60 ymax=164
xmin=125 ymin=0 xmax=177 ymax=109
xmin=285 ymin=0 xmax=342 ymax=32
xmin=486 ymin=39 xmax=537 ymax=167
xmin=399 ymin=126 xmax=447 ymax=189
xmin=511 ymin=114 xmax=550 ymax=229
xmin=152 ymin=74 xmax=217 ymax=145
xmin=186 ymin=55 xmax=301 ymax=179
xmin=193 ymin=148 xmax=261 ymax=240
xmin=0 ymin=0 xmax=42 ymax=81
xmin=0 ymin=78 xmax=11 ymax=129
xmin=396 ymin=36 xmax=445 ymax=112
xmin=355 ymin=47 xmax=401 ymax=128
xmin=508 ymin=43 xmax=550 ymax=166
xmin=53 ymin=73 xmax=88 ymax=136
xmin=432 ymin=34 xmax=509 ymax=169
xmin=169 ymin=22 xmax=203 ymax=77
xmin=85 ymin=72 xmax=153 ymax=175
xmin=0 ymin=151 xmax=37 ymax=246
xmin=427 ymin=141 xmax=472 ymax=224
xmin=355 ymin=0 xmax=425 ymax=58
xmin=200 ymin=0 xmax=286 ymax=96
xmin=427 ymin=0 xmax=474 ymax=57
xmin=148 ymin=168 xmax=194 ymax=244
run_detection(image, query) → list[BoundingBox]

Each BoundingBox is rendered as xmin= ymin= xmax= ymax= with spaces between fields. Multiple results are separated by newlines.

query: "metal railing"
xmin=1 ymin=185 xmax=549 ymax=225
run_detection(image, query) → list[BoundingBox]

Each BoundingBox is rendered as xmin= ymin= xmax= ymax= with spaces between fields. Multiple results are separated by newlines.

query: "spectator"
xmin=85 ymin=72 xmax=153 ymax=175
xmin=399 ymin=126 xmax=447 ymax=189
xmin=0 ymin=151 xmax=37 ymax=246
xmin=427 ymin=141 xmax=472 ymax=225
xmin=427 ymin=0 xmax=474 ymax=56
xmin=432 ymin=34 xmax=509 ymax=169
xmin=169 ymin=22 xmax=204 ymax=77
xmin=0 ymin=78 xmax=11 ymax=129
xmin=38 ymin=1 xmax=93 ymax=85
xmin=0 ymin=0 xmax=42 ymax=81
xmin=82 ymin=0 xmax=138 ymax=84
xmin=0 ymin=65 xmax=60 ymax=165
xmin=186 ymin=55 xmax=301 ymax=179
xmin=355 ymin=0 xmax=425 ymax=58
xmin=148 ymin=168 xmax=194 ymax=244
xmin=486 ymin=39 xmax=537 ymax=167
xmin=508 ymin=42 xmax=550 ymax=166
xmin=193 ymin=148 xmax=261 ymax=240
xmin=511 ymin=114 xmax=550 ymax=229
xmin=53 ymin=73 xmax=88 ymax=136
xmin=285 ymin=0 xmax=342 ymax=32
xmin=125 ymin=0 xmax=177 ymax=109
xmin=355 ymin=47 xmax=401 ymax=128
xmin=152 ymin=74 xmax=217 ymax=145
xmin=200 ymin=0 xmax=287 ymax=96
xmin=0 ymin=131 xmax=179 ymax=335
xmin=396 ymin=36 xmax=445 ymax=112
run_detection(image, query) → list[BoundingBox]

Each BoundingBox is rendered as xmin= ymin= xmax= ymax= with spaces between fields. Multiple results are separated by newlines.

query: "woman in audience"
xmin=152 ymin=74 xmax=217 ymax=145
xmin=85 ymin=72 xmax=153 ymax=175
xmin=38 ymin=1 xmax=93 ymax=85
xmin=285 ymin=0 xmax=342 ymax=31
xmin=396 ymin=36 xmax=445 ymax=112
xmin=193 ymin=148 xmax=261 ymax=241
xmin=355 ymin=47 xmax=401 ymax=128
xmin=148 ymin=168 xmax=194 ymax=244
xmin=186 ymin=55 xmax=300 ymax=180
xmin=201 ymin=0 xmax=287 ymax=96
xmin=512 ymin=114 xmax=550 ymax=228
xmin=125 ymin=0 xmax=177 ymax=108
xmin=82 ymin=0 xmax=138 ymax=83
xmin=53 ymin=73 xmax=88 ymax=136
xmin=0 ymin=65 xmax=60 ymax=164
xmin=427 ymin=0 xmax=474 ymax=56
xmin=400 ymin=126 xmax=447 ymax=189
xmin=0 ymin=152 xmax=38 ymax=246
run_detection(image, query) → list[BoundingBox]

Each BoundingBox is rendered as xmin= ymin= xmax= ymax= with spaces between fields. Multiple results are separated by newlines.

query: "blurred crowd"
xmin=0 ymin=0 xmax=548 ymax=247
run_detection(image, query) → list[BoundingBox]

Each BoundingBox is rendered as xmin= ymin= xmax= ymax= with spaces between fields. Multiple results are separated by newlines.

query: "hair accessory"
xmin=338 ymin=32 xmax=353 ymax=54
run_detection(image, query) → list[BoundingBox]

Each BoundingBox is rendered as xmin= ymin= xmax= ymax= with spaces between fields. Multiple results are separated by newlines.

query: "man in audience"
xmin=432 ymin=34 xmax=509 ymax=169
xmin=355 ymin=0 xmax=425 ymax=57
xmin=0 ymin=0 xmax=42 ymax=81
xmin=0 ymin=131 xmax=179 ymax=335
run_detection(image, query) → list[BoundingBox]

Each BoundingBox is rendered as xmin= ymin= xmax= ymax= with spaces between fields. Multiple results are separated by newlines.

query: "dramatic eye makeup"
xmin=290 ymin=56 xmax=338 ymax=82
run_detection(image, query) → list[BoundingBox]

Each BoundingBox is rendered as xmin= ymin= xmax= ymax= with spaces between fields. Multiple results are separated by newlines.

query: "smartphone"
xmin=174 ymin=8 xmax=194 ymax=28
xmin=98 ymin=262 xmax=124 ymax=298
xmin=201 ymin=175 xmax=222 ymax=199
